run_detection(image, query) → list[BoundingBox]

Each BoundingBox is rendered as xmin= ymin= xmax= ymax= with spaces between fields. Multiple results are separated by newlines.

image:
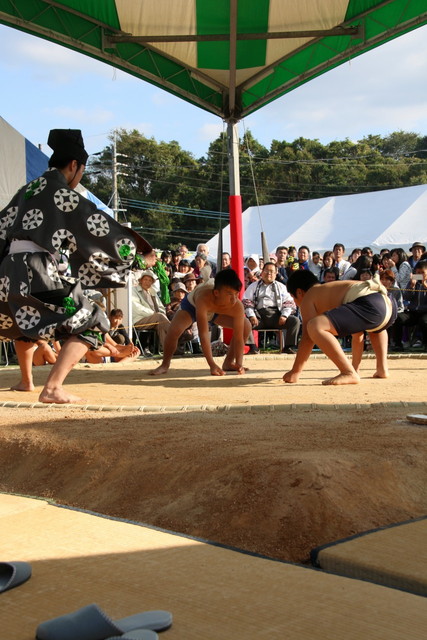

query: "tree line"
xmin=82 ymin=129 xmax=427 ymax=250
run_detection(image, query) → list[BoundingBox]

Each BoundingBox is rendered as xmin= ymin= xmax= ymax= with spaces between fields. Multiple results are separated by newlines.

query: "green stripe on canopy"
xmin=196 ymin=0 xmax=269 ymax=70
xmin=0 ymin=0 xmax=426 ymax=119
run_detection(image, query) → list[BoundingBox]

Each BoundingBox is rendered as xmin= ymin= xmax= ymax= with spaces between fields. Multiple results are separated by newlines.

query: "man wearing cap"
xmin=0 ymin=128 xmax=154 ymax=403
xmin=408 ymin=242 xmax=426 ymax=270
xmin=132 ymin=270 xmax=170 ymax=350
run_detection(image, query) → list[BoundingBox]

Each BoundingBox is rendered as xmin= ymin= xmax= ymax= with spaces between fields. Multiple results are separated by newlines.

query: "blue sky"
xmin=1 ymin=23 xmax=427 ymax=159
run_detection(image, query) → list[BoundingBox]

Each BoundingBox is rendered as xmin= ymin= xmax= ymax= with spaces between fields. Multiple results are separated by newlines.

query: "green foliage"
xmin=84 ymin=128 xmax=427 ymax=249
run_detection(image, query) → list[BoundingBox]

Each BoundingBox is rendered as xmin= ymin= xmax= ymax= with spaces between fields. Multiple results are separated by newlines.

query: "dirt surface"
xmin=0 ymin=354 xmax=426 ymax=563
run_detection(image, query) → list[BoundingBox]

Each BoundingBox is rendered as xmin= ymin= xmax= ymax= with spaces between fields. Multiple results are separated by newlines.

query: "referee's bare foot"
xmin=149 ymin=364 xmax=169 ymax=375
xmin=322 ymin=372 xmax=360 ymax=386
xmin=39 ymin=388 xmax=83 ymax=404
xmin=11 ymin=381 xmax=35 ymax=392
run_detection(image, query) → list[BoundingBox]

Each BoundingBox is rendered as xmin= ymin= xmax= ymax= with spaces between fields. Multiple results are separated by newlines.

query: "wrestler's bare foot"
xmin=11 ymin=381 xmax=35 ymax=392
xmin=322 ymin=372 xmax=360 ymax=386
xmin=222 ymin=362 xmax=248 ymax=373
xmin=373 ymin=369 xmax=389 ymax=379
xmin=39 ymin=388 xmax=83 ymax=404
xmin=149 ymin=364 xmax=169 ymax=375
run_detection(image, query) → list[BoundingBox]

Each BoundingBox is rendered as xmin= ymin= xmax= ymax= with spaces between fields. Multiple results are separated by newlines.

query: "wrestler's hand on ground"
xmin=283 ymin=370 xmax=299 ymax=383
xmin=210 ymin=364 xmax=225 ymax=376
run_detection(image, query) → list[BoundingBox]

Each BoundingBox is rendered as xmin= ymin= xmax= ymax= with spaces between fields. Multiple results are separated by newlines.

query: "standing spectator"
xmin=221 ymin=252 xmax=231 ymax=269
xmin=320 ymin=251 xmax=335 ymax=282
xmin=333 ymin=243 xmax=351 ymax=279
xmin=389 ymin=248 xmax=412 ymax=291
xmin=275 ymin=245 xmax=289 ymax=285
xmin=408 ymin=242 xmax=426 ymax=270
xmin=160 ymin=250 xmax=173 ymax=281
xmin=191 ymin=243 xmax=217 ymax=276
xmin=171 ymin=250 xmax=181 ymax=275
xmin=349 ymin=248 xmax=362 ymax=264
xmin=178 ymin=244 xmax=189 ymax=259
xmin=176 ymin=259 xmax=193 ymax=279
xmin=391 ymin=260 xmax=427 ymax=351
xmin=309 ymin=251 xmax=322 ymax=278
xmin=194 ymin=253 xmax=212 ymax=283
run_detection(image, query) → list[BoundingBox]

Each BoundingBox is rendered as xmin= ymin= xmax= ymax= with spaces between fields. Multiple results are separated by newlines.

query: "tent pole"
xmin=227 ymin=120 xmax=244 ymax=290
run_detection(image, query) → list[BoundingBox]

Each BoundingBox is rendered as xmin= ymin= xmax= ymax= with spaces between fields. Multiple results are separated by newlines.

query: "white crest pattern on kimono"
xmin=0 ymin=168 xmax=150 ymax=348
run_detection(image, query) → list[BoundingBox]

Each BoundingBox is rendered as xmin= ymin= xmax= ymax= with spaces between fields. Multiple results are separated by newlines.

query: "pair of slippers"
xmin=35 ymin=603 xmax=173 ymax=640
xmin=1 ymin=563 xmax=172 ymax=640
xmin=0 ymin=561 xmax=32 ymax=594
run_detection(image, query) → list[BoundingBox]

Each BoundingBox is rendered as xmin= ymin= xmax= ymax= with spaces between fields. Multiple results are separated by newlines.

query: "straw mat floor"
xmin=311 ymin=516 xmax=427 ymax=596
xmin=2 ymin=494 xmax=427 ymax=640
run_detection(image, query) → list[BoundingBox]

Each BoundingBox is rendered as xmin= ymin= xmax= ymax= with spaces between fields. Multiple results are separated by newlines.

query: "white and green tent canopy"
xmin=1 ymin=0 xmax=427 ymax=122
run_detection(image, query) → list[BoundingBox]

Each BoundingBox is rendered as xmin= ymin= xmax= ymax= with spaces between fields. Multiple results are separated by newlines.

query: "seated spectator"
xmin=391 ymin=260 xmax=427 ymax=351
xmin=408 ymin=242 xmax=426 ymax=270
xmin=183 ymin=272 xmax=198 ymax=292
xmin=167 ymin=282 xmax=187 ymax=319
xmin=333 ymin=243 xmax=351 ymax=279
xmin=322 ymin=267 xmax=340 ymax=283
xmin=85 ymin=333 xmax=140 ymax=364
xmin=32 ymin=339 xmax=61 ymax=366
xmin=166 ymin=282 xmax=198 ymax=353
xmin=243 ymin=262 xmax=301 ymax=354
xmin=361 ymin=246 xmax=373 ymax=257
xmin=389 ymin=248 xmax=412 ymax=291
xmin=194 ymin=253 xmax=212 ymax=282
xmin=309 ymin=251 xmax=322 ymax=278
xmin=108 ymin=308 xmax=131 ymax=346
xmin=132 ymin=269 xmax=170 ymax=349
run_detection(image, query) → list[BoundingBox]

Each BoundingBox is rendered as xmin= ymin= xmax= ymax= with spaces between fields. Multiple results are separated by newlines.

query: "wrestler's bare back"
xmin=300 ymin=281 xmax=355 ymax=319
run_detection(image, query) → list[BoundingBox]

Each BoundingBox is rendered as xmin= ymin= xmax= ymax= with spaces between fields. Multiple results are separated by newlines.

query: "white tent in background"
xmin=0 ymin=117 xmax=114 ymax=216
xmin=207 ymin=185 xmax=427 ymax=258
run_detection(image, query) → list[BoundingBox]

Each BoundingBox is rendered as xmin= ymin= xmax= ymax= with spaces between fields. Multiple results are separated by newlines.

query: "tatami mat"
xmin=1 ymin=494 xmax=426 ymax=640
xmin=311 ymin=517 xmax=427 ymax=597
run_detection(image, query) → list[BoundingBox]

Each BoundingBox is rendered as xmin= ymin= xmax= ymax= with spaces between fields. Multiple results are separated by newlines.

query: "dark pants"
xmin=392 ymin=310 xmax=427 ymax=347
xmin=247 ymin=309 xmax=300 ymax=347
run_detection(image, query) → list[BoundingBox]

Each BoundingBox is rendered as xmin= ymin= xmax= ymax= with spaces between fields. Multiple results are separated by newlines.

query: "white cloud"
xmin=198 ymin=122 xmax=224 ymax=142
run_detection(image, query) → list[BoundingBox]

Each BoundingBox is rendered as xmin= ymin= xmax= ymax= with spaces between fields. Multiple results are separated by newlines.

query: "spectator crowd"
xmin=129 ymin=240 xmax=427 ymax=358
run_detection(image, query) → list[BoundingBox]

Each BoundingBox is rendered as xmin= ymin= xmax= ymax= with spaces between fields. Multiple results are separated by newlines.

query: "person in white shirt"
xmin=333 ymin=243 xmax=351 ymax=279
xmin=243 ymin=262 xmax=300 ymax=354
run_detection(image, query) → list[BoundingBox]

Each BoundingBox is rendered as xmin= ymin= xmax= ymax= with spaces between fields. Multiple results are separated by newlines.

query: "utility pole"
xmin=112 ymin=132 xmax=118 ymax=221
